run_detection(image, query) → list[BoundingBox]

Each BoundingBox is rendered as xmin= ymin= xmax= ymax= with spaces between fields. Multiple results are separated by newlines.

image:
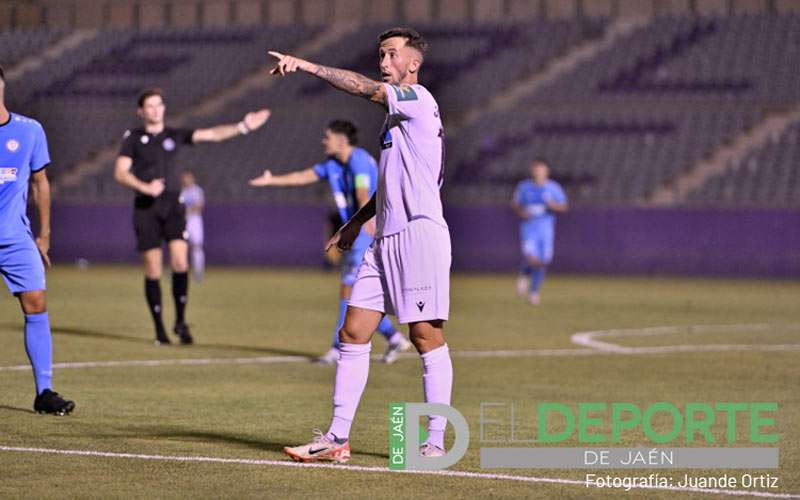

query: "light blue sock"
xmin=377 ymin=317 xmax=396 ymax=341
xmin=530 ymin=268 xmax=546 ymax=293
xmin=331 ymin=298 xmax=348 ymax=349
xmin=24 ymin=312 xmax=53 ymax=395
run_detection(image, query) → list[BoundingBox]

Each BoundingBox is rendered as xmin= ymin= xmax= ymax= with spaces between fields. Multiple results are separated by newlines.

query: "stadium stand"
xmin=446 ymin=14 xmax=799 ymax=204
xmin=25 ymin=26 xmax=318 ymax=192
xmin=11 ymin=13 xmax=800 ymax=208
xmin=54 ymin=20 xmax=603 ymax=203
xmin=0 ymin=28 xmax=65 ymax=67
xmin=687 ymin=118 xmax=800 ymax=207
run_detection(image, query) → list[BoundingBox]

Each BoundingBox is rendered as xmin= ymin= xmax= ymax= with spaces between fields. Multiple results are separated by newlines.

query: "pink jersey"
xmin=376 ymin=83 xmax=447 ymax=238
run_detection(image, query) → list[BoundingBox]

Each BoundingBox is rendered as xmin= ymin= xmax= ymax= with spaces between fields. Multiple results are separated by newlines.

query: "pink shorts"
xmin=348 ymin=218 xmax=451 ymax=324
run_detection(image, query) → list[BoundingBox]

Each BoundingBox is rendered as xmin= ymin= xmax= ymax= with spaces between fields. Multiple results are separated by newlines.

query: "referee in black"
xmin=115 ymin=88 xmax=270 ymax=345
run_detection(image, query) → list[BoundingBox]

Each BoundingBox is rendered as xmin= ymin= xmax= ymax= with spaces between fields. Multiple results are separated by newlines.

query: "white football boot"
xmin=313 ymin=347 xmax=339 ymax=365
xmin=419 ymin=443 xmax=446 ymax=458
xmin=382 ymin=335 xmax=413 ymax=364
xmin=284 ymin=429 xmax=351 ymax=463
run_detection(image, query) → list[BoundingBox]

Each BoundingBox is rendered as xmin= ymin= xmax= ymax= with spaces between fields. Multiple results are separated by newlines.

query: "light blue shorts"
xmin=0 ymin=236 xmax=46 ymax=294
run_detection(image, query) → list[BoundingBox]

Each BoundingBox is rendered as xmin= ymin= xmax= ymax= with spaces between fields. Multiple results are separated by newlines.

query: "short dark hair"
xmin=0 ymin=64 xmax=5 ymax=82
xmin=532 ymin=158 xmax=549 ymax=168
xmin=378 ymin=27 xmax=428 ymax=59
xmin=137 ymin=87 xmax=163 ymax=108
xmin=327 ymin=120 xmax=358 ymax=146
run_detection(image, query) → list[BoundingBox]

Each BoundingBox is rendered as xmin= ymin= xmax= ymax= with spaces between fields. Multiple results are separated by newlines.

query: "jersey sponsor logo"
xmin=163 ymin=138 xmax=176 ymax=151
xmin=140 ymin=135 xmax=150 ymax=144
xmin=5 ymin=139 xmax=20 ymax=153
xmin=0 ymin=167 xmax=19 ymax=184
xmin=392 ymin=84 xmax=418 ymax=102
xmin=416 ymin=301 xmax=426 ymax=312
xmin=381 ymin=129 xmax=393 ymax=150
xmin=526 ymin=204 xmax=547 ymax=217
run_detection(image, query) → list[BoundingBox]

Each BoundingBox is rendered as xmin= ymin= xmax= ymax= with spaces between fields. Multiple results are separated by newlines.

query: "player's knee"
xmin=526 ymin=255 xmax=545 ymax=268
xmin=338 ymin=325 xmax=367 ymax=344
xmin=170 ymin=255 xmax=189 ymax=272
xmin=144 ymin=268 xmax=162 ymax=280
xmin=19 ymin=291 xmax=47 ymax=314
xmin=339 ymin=314 xmax=374 ymax=344
xmin=410 ymin=334 xmax=445 ymax=354
xmin=171 ymin=260 xmax=189 ymax=273
xmin=410 ymin=320 xmax=445 ymax=353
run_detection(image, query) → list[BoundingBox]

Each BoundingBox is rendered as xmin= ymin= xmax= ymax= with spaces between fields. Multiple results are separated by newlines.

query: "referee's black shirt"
xmin=119 ymin=127 xmax=195 ymax=202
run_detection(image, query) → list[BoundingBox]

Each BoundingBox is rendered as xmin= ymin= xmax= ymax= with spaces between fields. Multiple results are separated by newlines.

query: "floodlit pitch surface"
xmin=1 ymin=266 xmax=799 ymax=499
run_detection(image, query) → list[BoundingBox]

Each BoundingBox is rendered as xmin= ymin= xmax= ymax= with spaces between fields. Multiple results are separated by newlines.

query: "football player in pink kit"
xmin=271 ymin=27 xmax=452 ymax=463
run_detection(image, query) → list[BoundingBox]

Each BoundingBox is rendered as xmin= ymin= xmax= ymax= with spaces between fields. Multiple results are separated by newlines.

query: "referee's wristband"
xmin=237 ymin=121 xmax=250 ymax=135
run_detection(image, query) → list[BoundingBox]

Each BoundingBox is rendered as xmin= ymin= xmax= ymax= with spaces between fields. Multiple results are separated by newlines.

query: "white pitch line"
xmin=570 ymin=323 xmax=800 ymax=354
xmin=1 ymin=323 xmax=798 ymax=372
xmin=0 ymin=355 xmax=308 ymax=372
xmin=0 ymin=445 xmax=798 ymax=499
xmin=0 ymin=349 xmax=603 ymax=372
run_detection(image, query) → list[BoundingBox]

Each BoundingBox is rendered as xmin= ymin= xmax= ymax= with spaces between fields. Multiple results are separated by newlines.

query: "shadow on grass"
xmin=89 ymin=425 xmax=389 ymax=460
xmin=197 ymin=343 xmax=314 ymax=358
xmin=0 ymin=323 xmax=315 ymax=358
xmin=0 ymin=404 xmax=34 ymax=414
xmin=53 ymin=326 xmax=150 ymax=345
xmin=0 ymin=322 xmax=150 ymax=345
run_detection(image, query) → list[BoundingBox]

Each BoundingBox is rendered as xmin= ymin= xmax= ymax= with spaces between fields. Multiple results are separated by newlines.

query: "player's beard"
xmin=383 ymin=67 xmax=408 ymax=85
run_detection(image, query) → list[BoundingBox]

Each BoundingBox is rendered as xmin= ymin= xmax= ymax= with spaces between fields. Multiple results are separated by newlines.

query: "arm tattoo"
xmin=312 ymin=64 xmax=384 ymax=103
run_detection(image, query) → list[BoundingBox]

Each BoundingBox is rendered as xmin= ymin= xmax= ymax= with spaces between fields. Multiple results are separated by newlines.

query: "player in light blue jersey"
xmin=250 ymin=120 xmax=411 ymax=363
xmin=511 ymin=159 xmax=568 ymax=305
xmin=0 ymin=65 xmax=75 ymax=414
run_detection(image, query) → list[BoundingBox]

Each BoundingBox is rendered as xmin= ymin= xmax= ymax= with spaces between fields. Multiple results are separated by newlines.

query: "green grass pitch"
xmin=1 ymin=266 xmax=798 ymax=499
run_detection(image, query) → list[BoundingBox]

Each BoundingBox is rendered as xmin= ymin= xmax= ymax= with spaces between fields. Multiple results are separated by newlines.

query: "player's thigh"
xmin=141 ymin=248 xmax=163 ymax=279
xmin=340 ymin=306 xmax=383 ymax=344
xmin=409 ymin=319 xmax=446 ymax=354
xmin=386 ymin=220 xmax=451 ymax=324
xmin=168 ymin=239 xmax=189 ymax=271
xmin=187 ymin=217 xmax=204 ymax=246
xmin=0 ymin=239 xmax=47 ymax=304
xmin=522 ymin=237 xmax=545 ymax=267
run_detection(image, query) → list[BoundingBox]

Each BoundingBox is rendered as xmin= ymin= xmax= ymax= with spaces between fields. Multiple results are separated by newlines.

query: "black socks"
xmin=145 ymin=278 xmax=165 ymax=333
xmin=172 ymin=272 xmax=189 ymax=325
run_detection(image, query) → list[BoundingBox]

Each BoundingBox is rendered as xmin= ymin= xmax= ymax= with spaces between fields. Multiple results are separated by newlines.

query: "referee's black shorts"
xmin=133 ymin=192 xmax=187 ymax=252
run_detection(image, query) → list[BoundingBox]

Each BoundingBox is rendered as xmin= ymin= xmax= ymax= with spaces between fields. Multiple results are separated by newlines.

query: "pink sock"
xmin=326 ymin=342 xmax=371 ymax=441
xmin=421 ymin=344 xmax=453 ymax=449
